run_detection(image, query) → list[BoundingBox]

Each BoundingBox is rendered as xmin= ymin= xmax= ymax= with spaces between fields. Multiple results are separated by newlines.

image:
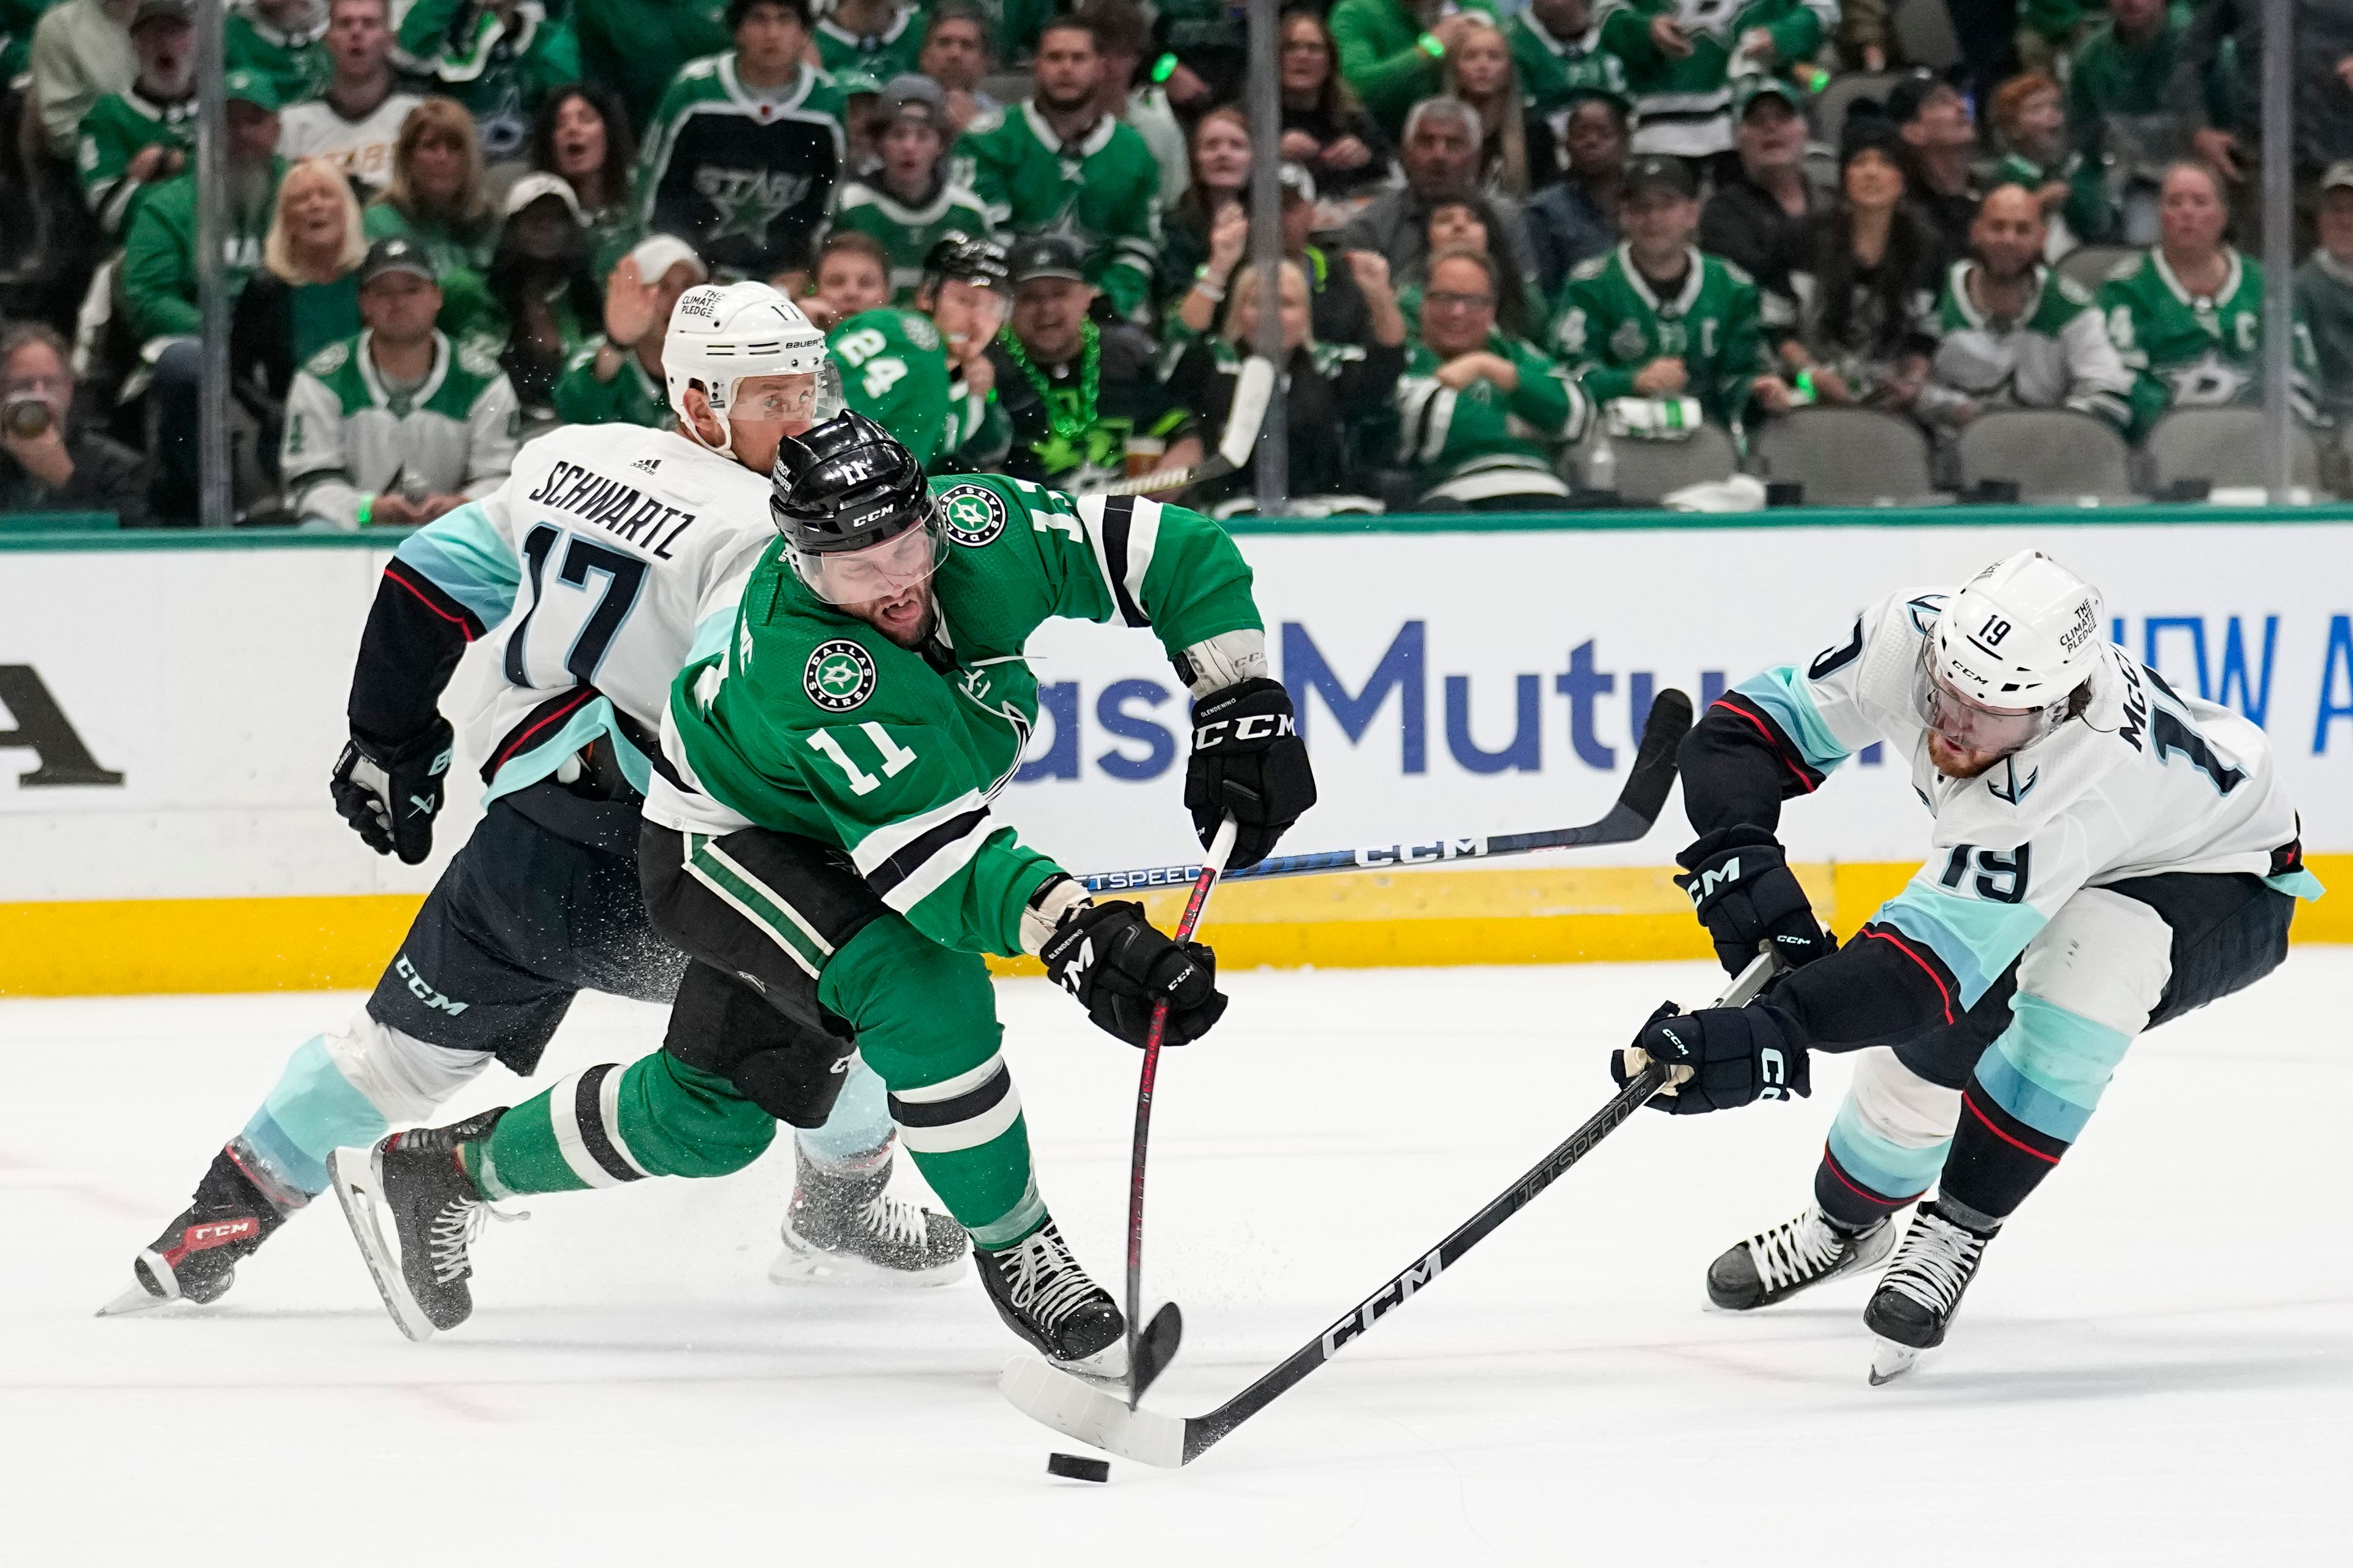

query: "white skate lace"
xmin=997 ymin=1229 xmax=1099 ymax=1328
xmin=858 ymin=1191 xmax=928 ymax=1251
xmin=1880 ymin=1211 xmax=1985 ymax=1316
xmin=1746 ymin=1208 xmax=1851 ymax=1291
xmin=426 ymin=1196 xmax=525 ymax=1285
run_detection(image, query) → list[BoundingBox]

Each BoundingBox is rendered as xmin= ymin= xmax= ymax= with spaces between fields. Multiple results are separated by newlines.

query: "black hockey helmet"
xmin=770 ymin=410 xmax=945 ymax=604
xmin=922 ymin=232 xmax=1010 ymax=297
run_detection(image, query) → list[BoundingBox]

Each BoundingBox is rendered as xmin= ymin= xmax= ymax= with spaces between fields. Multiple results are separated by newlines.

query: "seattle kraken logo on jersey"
xmin=938 ymin=483 xmax=1008 ymax=547
xmin=1988 ymin=756 xmax=2039 ymax=806
xmin=804 ymin=639 xmax=877 ymax=712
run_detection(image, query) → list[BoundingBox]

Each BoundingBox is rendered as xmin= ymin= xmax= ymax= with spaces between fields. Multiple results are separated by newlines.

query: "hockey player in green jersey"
xmin=2098 ymin=162 xmax=2321 ymax=440
xmin=1398 ymin=248 xmax=1590 ymax=505
xmin=638 ymin=0 xmax=846 ymax=281
xmin=1550 ymin=156 xmax=1787 ymax=431
xmin=1595 ymin=0 xmax=1833 ymax=157
xmin=954 ymin=17 xmax=1160 ymax=321
xmin=339 ymin=410 xmax=1317 ymax=1373
xmin=811 ymin=230 xmax=1010 ymax=468
xmin=78 ymin=0 xmax=197 ymax=238
xmin=833 ymin=74 xmax=994 ymax=302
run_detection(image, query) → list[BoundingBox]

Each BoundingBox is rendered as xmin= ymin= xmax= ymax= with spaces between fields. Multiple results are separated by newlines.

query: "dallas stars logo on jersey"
xmin=938 ymin=483 xmax=1007 ymax=545
xmin=805 ymin=640 xmax=879 ymax=711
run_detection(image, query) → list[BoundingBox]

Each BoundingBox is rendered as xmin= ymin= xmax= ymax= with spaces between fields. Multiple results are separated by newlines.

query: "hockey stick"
xmin=1077 ymin=355 xmax=1277 ymax=499
xmin=999 ymin=948 xmax=1778 ymax=1468
xmin=1075 ymin=687 xmax=1692 ymax=896
xmin=1124 ymin=814 xmax=1240 ymax=1407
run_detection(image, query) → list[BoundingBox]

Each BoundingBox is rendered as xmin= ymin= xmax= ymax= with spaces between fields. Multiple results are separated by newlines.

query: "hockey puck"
xmin=1045 ymin=1452 xmax=1110 ymax=1483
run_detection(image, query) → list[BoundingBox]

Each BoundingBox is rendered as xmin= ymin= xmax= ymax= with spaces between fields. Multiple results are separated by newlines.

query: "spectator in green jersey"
xmin=77 ymin=0 xmax=195 ymax=238
xmin=550 ymin=232 xmax=708 ymax=426
xmin=2066 ymin=0 xmax=2186 ymax=241
xmin=1329 ymin=0 xmax=1497 ymax=141
xmin=1507 ymin=0 xmax=1627 ymax=132
xmin=529 ymin=83 xmax=639 ymax=276
xmin=2294 ymin=162 xmax=2353 ymax=429
xmin=814 ymin=0 xmax=928 ymax=81
xmin=1989 ymin=70 xmax=2115 ymax=258
xmin=226 ymin=0 xmax=331 ymax=104
xmin=394 ymin=0 xmax=580 ymax=166
xmin=833 ymin=74 xmax=993 ymax=301
xmin=1276 ymin=6 xmax=1393 ymax=200
xmin=1396 ymin=246 xmax=1586 ymax=507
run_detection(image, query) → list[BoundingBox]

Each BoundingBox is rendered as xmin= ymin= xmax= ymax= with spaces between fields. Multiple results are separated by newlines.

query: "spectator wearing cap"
xmin=1276 ymin=7 xmax=1394 ymax=202
xmin=1341 ymin=97 xmax=1539 ymax=292
xmin=1767 ymin=116 xmax=1941 ymax=417
xmin=1395 ymin=246 xmax=1588 ymax=508
xmin=834 ymin=66 xmax=887 ymax=172
xmin=1508 ymin=0 xmax=1627 ymax=132
xmin=1598 ymin=0 xmax=1830 ymax=161
xmin=834 ymin=75 xmax=995 ymax=303
xmin=575 ymin=0 xmax=727 ymax=134
xmin=75 ymin=0 xmax=196 ymax=239
xmin=2295 ymin=161 xmax=2353 ymax=430
xmin=918 ymin=3 xmax=998 ymax=136
xmin=955 ymin=15 xmax=1162 ymax=322
xmin=0 ymin=322 xmax=148 ymax=524
xmin=1913 ymin=183 xmax=2133 ymax=437
xmin=226 ymin=0 xmax=332 ymax=106
xmin=1697 ymin=77 xmax=1815 ymax=300
xmin=282 ymin=235 xmax=521 ymax=528
xmin=1550 ymin=152 xmax=1787 ymax=431
xmin=1081 ymin=0 xmax=1190 ymax=216
xmin=987 ymin=232 xmax=1201 ymax=493
xmin=395 ymin=0 xmax=580 ymax=167
xmin=1889 ymin=71 xmax=1983 ymax=273
xmin=123 ymin=67 xmax=289 ymax=518
xmin=278 ymin=0 xmax=422 ymax=199
xmin=552 ymin=232 xmax=708 ymax=426
xmin=1990 ymin=70 xmax=2115 ymax=259
xmin=636 ymin=0 xmax=846 ymax=286
xmin=364 ymin=96 xmax=499 ymax=277
xmin=232 ymin=155 xmax=370 ymax=420
xmin=814 ymin=0 xmax=926 ymax=81
xmin=486 ymin=172 xmax=605 ymax=411
xmin=1327 ymin=0 xmax=1496 ymax=142
xmin=29 ymin=0 xmax=134 ymax=159
xmin=1159 ymin=105 xmax=1250 ymax=319
xmin=1524 ymin=88 xmax=1628 ymax=297
xmin=530 ymin=83 xmax=640 ymax=275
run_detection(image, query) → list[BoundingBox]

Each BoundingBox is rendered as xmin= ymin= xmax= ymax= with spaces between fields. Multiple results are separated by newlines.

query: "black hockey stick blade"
xmin=1131 ymin=1302 xmax=1183 ymax=1403
xmin=1610 ymin=687 xmax=1692 ymax=839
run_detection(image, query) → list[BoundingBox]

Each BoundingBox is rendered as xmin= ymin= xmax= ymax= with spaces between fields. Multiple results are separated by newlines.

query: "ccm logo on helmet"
xmin=1194 ymin=713 xmax=1295 ymax=748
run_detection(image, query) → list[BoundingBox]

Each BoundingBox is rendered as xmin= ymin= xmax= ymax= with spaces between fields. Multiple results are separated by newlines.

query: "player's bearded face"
xmin=813 ymin=525 xmax=941 ymax=647
xmin=1917 ymin=652 xmax=2057 ymax=778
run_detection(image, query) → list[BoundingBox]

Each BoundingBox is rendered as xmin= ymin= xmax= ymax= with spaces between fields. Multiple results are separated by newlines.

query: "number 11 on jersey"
xmin=806 ymin=724 xmax=919 ymax=795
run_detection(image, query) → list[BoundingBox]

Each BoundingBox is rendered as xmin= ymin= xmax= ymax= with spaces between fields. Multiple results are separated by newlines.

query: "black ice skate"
xmin=1706 ymin=1205 xmax=1894 ymax=1312
xmin=977 ymin=1220 xmax=1127 ymax=1377
xmin=99 ymin=1146 xmax=292 ymax=1316
xmin=1865 ymin=1201 xmax=1997 ymax=1384
xmin=772 ymin=1145 xmax=969 ymax=1287
xmin=328 ymin=1109 xmax=510 ymax=1343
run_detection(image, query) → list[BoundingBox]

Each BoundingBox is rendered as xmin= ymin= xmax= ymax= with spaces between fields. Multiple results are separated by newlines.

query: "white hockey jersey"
xmin=385 ymin=421 xmax=772 ymax=801
xmin=1732 ymin=586 xmax=2322 ymax=1008
xmin=283 ymin=330 xmax=520 ymax=529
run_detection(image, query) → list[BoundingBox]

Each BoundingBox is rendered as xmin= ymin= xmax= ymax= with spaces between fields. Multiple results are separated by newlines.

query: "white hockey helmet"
xmin=1918 ymin=550 xmax=2105 ymax=753
xmin=663 ymin=280 xmax=830 ymax=450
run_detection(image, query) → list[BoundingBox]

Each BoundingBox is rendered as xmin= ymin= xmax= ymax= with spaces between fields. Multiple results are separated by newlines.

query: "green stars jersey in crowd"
xmin=832 ymin=177 xmax=994 ymax=301
xmin=1394 ymin=333 xmax=1588 ymax=493
xmin=77 ymin=88 xmax=195 ymax=236
xmin=828 ymin=305 xmax=1001 ymax=466
xmin=281 ymin=330 xmax=521 ymax=528
xmin=2097 ymin=247 xmax=2322 ymax=438
xmin=1595 ymin=0 xmax=1833 ymax=155
xmin=551 ymin=339 xmax=671 ymax=428
xmin=1507 ymin=9 xmax=1629 ymax=119
xmin=224 ymin=6 xmax=332 ymax=105
xmin=813 ymin=1 xmax=928 ymax=78
xmin=1552 ymin=243 xmax=1767 ymax=428
xmin=955 ymin=103 xmax=1161 ymax=320
xmin=639 ymin=53 xmax=846 ymax=277
xmin=664 ymin=474 xmax=1259 ymax=956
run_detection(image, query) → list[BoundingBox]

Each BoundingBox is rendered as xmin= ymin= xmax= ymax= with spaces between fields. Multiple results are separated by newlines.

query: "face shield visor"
xmin=1914 ymin=639 xmax=2066 ymax=758
xmin=787 ymin=509 xmax=948 ymax=607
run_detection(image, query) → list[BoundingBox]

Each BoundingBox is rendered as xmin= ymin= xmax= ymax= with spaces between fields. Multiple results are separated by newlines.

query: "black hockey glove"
xmin=1613 ymin=1001 xmax=1810 ymax=1115
xmin=1673 ymin=825 xmax=1836 ymax=976
xmin=1039 ymin=900 xmax=1227 ymax=1048
xmin=330 ymin=717 xmax=455 ymax=865
xmin=1186 ymin=677 xmax=1316 ymax=871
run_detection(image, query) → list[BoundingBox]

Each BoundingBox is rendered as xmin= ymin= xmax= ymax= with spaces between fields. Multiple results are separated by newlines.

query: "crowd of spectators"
xmin=5 ymin=0 xmax=2353 ymax=521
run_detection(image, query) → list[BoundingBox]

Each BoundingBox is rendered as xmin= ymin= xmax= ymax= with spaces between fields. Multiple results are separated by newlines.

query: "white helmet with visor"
xmin=1917 ymin=550 xmax=2105 ymax=757
xmin=662 ymin=281 xmax=835 ymax=451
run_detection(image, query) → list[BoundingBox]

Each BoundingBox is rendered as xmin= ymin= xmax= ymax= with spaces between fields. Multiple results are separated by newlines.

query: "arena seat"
xmin=2143 ymin=406 xmax=2322 ymax=494
xmin=1811 ymin=71 xmax=1904 ymax=151
xmin=1754 ymin=406 xmax=1937 ymax=505
xmin=1573 ymin=421 xmax=1740 ymax=502
xmin=1955 ymin=408 xmax=2136 ymax=500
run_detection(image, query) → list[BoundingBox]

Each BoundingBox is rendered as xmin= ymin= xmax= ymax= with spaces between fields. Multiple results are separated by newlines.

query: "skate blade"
xmin=327 ymin=1146 xmax=438 ymax=1344
xmin=766 ymin=1244 xmax=970 ymax=1289
xmin=95 ymin=1281 xmax=170 ymax=1317
xmin=1868 ymin=1338 xmax=1922 ymax=1385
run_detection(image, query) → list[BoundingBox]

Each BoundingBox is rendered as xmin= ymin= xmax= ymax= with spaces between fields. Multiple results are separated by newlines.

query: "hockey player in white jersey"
xmin=1618 ymin=550 xmax=2320 ymax=1380
xmin=105 ymin=282 xmax=968 ymax=1316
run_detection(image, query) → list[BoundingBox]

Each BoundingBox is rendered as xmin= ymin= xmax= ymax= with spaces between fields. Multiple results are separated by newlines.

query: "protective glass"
xmin=790 ymin=513 xmax=947 ymax=605
xmin=1913 ymin=642 xmax=2063 ymax=757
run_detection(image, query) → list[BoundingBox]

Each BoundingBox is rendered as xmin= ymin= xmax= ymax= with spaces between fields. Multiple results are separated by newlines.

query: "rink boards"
xmin=3 ymin=509 xmax=2351 ymax=994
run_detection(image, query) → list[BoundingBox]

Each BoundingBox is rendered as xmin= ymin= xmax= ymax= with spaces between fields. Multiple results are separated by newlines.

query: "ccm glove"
xmin=1186 ymin=676 xmax=1316 ymax=870
xmin=1613 ymin=1001 xmax=1811 ymax=1115
xmin=1039 ymin=900 xmax=1227 ymax=1048
xmin=330 ymin=716 xmax=455 ymax=865
xmin=1673 ymin=825 xmax=1835 ymax=975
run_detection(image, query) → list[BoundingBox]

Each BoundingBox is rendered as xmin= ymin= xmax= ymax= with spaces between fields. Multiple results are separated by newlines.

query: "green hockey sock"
xmin=461 ymin=1055 xmax=777 ymax=1199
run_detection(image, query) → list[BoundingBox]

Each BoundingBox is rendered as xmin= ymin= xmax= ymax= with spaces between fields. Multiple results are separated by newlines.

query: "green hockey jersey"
xmin=638 ymin=53 xmax=846 ymax=278
xmin=76 ymin=86 xmax=194 ymax=235
xmin=281 ymin=329 xmax=521 ymax=527
xmin=1551 ymin=243 xmax=1767 ymax=427
xmin=1595 ymin=0 xmax=1833 ymax=156
xmin=2097 ymin=246 xmax=2320 ymax=436
xmin=1916 ymin=260 xmax=2135 ymax=431
xmin=651 ymin=474 xmax=1262 ymax=956
xmin=832 ymin=174 xmax=995 ymax=301
xmin=953 ymin=102 xmax=1159 ymax=320
xmin=812 ymin=1 xmax=927 ymax=79
xmin=1393 ymin=331 xmax=1588 ymax=493
xmin=224 ymin=5 xmax=332 ymax=105
xmin=551 ymin=337 xmax=670 ymax=428
xmin=1991 ymin=150 xmax=2115 ymax=257
xmin=828 ymin=305 xmax=989 ymax=467
xmin=396 ymin=0 xmax=580 ymax=163
xmin=577 ymin=0 xmax=729 ymax=127
xmin=119 ymin=158 xmax=286 ymax=345
xmin=1327 ymin=0 xmax=1498 ymax=138
xmin=1507 ymin=10 xmax=1629 ymax=119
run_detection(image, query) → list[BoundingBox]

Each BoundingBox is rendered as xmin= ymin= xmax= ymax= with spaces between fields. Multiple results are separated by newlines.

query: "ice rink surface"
xmin=5 ymin=956 xmax=2347 ymax=1566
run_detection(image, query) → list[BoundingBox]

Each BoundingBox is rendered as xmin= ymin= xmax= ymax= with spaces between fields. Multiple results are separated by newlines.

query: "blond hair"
xmin=265 ymin=157 xmax=367 ymax=283
xmin=376 ymin=96 xmax=493 ymax=227
xmin=1221 ymin=259 xmax=1314 ymax=350
xmin=1442 ymin=17 xmax=1529 ymax=199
